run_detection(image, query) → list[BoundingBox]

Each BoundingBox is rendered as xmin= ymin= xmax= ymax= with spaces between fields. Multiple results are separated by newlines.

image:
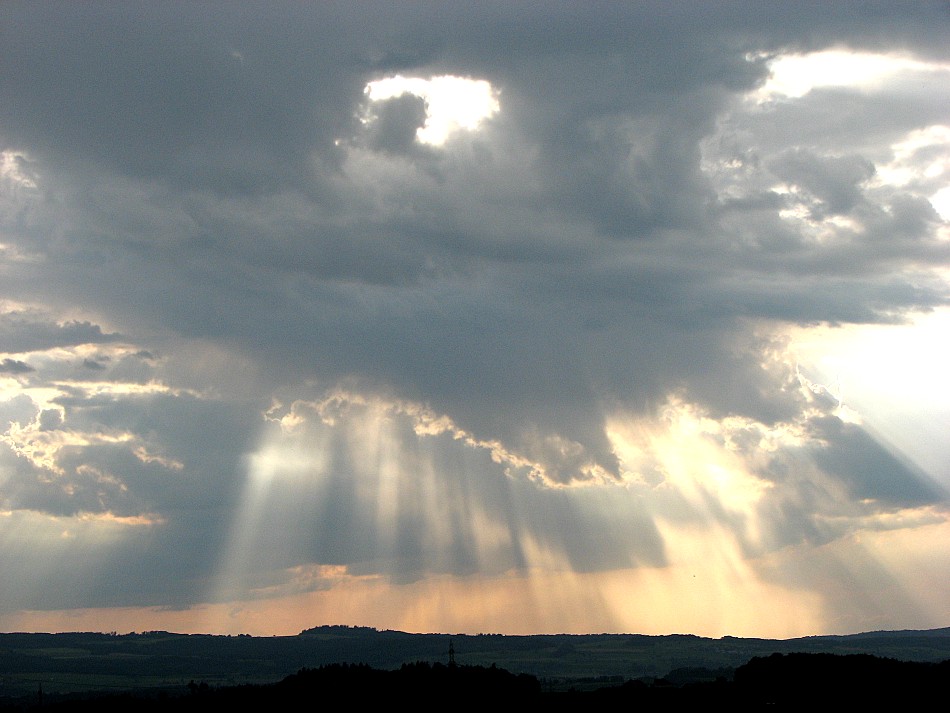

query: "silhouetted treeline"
xmin=3 ymin=653 xmax=949 ymax=711
xmin=0 ymin=662 xmax=539 ymax=711
xmin=587 ymin=652 xmax=950 ymax=708
xmin=732 ymin=652 xmax=950 ymax=706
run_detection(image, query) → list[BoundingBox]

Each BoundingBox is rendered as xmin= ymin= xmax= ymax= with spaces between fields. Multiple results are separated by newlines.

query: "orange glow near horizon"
xmin=4 ymin=510 xmax=949 ymax=639
xmin=3 ymin=384 xmax=948 ymax=640
xmin=0 ymin=564 xmax=822 ymax=639
xmin=10 ymin=385 xmax=945 ymax=640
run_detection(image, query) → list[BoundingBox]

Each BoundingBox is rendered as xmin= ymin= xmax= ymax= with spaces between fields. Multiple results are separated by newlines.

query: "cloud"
xmin=360 ymin=92 xmax=430 ymax=155
xmin=0 ymin=2 xmax=948 ymax=634
xmin=0 ymin=358 xmax=34 ymax=374
xmin=767 ymin=149 xmax=876 ymax=217
xmin=0 ymin=312 xmax=121 ymax=353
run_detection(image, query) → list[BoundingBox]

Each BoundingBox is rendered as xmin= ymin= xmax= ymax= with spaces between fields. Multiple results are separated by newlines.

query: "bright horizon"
xmin=1 ymin=2 xmax=949 ymax=639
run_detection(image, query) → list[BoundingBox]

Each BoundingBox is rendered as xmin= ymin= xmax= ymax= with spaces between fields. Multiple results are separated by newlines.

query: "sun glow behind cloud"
xmin=184 ymin=379 xmax=949 ymax=638
xmin=715 ymin=45 xmax=950 ymax=487
xmin=755 ymin=50 xmax=950 ymax=100
xmin=3 ymin=390 xmax=869 ymax=640
xmin=790 ymin=308 xmax=950 ymax=488
xmin=3 ymin=372 xmax=949 ymax=638
xmin=1 ymin=5 xmax=949 ymax=640
xmin=363 ymin=75 xmax=500 ymax=146
xmin=750 ymin=49 xmax=950 ymax=223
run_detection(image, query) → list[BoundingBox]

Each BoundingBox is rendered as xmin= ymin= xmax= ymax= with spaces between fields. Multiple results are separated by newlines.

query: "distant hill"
xmin=1 ymin=625 xmax=948 ymax=700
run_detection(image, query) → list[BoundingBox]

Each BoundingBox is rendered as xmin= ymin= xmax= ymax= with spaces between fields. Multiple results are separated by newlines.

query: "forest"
xmin=2 ymin=653 xmax=948 ymax=711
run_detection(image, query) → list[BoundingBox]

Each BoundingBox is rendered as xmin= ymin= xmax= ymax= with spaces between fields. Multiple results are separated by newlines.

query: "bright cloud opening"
xmin=790 ymin=308 xmax=950 ymax=488
xmin=756 ymin=50 xmax=950 ymax=100
xmin=364 ymin=74 xmax=500 ymax=145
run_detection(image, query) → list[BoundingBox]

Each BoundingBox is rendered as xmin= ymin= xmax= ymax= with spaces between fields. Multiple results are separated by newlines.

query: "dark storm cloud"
xmin=0 ymin=314 xmax=120 ymax=353
xmin=0 ymin=358 xmax=33 ymax=373
xmin=767 ymin=150 xmax=876 ymax=217
xmin=1 ymin=1 xmax=949 ymax=614
xmin=362 ymin=93 xmax=430 ymax=155
xmin=1 ymin=2 xmax=368 ymax=193
xmin=807 ymin=416 xmax=942 ymax=507
xmin=1 ymin=1 xmax=944 ymax=436
xmin=2 ymin=1 xmax=945 ymax=463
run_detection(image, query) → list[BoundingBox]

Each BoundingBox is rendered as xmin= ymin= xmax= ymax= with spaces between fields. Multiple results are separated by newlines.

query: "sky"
xmin=1 ymin=1 xmax=949 ymax=639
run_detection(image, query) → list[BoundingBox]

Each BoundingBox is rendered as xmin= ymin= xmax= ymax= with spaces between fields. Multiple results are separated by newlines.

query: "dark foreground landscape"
xmin=2 ymin=626 xmax=949 ymax=710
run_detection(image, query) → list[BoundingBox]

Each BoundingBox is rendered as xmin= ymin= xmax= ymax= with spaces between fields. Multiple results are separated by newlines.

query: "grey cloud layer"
xmin=1 ymin=2 xmax=948 ymax=613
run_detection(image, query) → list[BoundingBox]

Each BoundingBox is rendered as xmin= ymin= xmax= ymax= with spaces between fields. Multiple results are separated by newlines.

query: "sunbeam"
xmin=2 ymin=2 xmax=948 ymax=640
